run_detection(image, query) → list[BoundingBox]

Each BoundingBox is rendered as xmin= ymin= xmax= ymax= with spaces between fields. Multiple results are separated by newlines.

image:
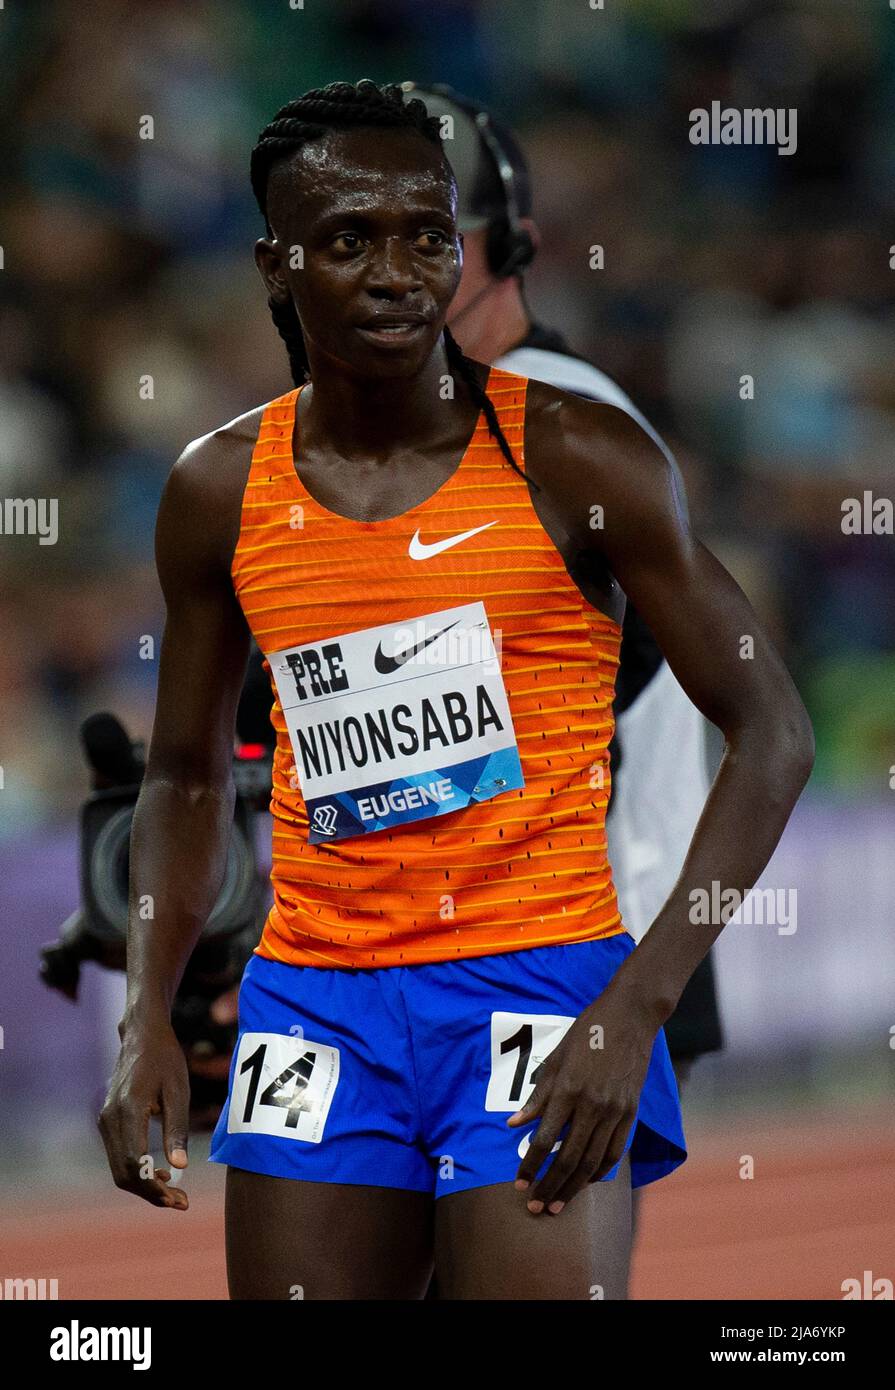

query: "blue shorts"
xmin=208 ymin=932 xmax=687 ymax=1195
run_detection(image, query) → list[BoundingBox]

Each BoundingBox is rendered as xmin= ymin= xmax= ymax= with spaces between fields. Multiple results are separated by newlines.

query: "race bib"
xmin=269 ymin=602 xmax=524 ymax=843
xmin=485 ymin=1012 xmax=575 ymax=1111
xmin=227 ymin=1032 xmax=339 ymax=1144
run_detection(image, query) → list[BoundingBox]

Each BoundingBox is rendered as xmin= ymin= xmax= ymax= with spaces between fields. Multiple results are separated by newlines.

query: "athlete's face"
xmin=256 ymin=127 xmax=463 ymax=380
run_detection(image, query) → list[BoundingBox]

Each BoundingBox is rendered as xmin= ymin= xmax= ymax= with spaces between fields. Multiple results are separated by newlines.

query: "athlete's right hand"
xmin=98 ymin=1022 xmax=191 ymax=1210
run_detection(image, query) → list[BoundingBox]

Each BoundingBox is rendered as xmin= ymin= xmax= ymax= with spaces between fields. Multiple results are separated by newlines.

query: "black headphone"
xmin=403 ymin=82 xmax=536 ymax=279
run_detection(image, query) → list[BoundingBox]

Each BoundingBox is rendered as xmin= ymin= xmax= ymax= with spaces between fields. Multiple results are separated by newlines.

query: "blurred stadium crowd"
xmin=2 ymin=0 xmax=893 ymax=836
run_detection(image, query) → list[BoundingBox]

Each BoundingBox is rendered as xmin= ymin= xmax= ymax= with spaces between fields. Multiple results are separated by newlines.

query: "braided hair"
xmin=250 ymin=79 xmax=533 ymax=486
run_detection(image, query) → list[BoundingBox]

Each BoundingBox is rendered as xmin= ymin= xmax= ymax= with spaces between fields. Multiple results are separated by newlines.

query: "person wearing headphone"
xmin=403 ymin=80 xmax=725 ymax=1161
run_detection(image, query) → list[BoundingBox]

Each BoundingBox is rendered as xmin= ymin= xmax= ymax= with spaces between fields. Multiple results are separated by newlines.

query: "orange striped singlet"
xmin=232 ymin=366 xmax=625 ymax=968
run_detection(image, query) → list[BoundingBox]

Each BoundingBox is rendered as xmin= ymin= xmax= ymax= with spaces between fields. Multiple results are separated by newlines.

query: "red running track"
xmin=1 ymin=1105 xmax=891 ymax=1300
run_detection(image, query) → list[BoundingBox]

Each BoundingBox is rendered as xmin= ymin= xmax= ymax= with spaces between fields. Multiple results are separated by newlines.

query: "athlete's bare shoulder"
xmin=173 ymin=401 xmax=268 ymax=517
xmin=158 ymin=402 xmax=270 ymax=582
xmin=522 ymin=376 xmax=687 ymax=556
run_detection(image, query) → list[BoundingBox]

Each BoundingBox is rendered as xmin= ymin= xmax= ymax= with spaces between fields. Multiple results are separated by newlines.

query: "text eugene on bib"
xmin=269 ymin=602 xmax=524 ymax=843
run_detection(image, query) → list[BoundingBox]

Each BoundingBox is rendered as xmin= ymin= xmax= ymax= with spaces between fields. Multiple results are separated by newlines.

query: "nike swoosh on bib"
xmin=373 ymin=619 xmax=461 ymax=675
xmin=408 ymin=520 xmax=498 ymax=560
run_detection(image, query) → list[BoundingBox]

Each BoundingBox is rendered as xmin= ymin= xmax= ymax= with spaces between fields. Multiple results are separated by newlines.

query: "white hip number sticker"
xmin=485 ymin=1011 xmax=575 ymax=1112
xmin=227 ymin=1031 xmax=339 ymax=1143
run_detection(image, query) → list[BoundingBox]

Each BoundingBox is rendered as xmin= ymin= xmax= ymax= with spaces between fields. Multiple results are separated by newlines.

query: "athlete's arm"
xmin=98 ymin=432 xmax=252 ymax=1209
xmin=510 ymin=384 xmax=814 ymax=1211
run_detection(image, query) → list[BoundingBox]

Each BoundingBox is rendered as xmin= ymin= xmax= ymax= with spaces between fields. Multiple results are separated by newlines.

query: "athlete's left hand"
xmin=507 ymin=981 xmax=660 ymax=1214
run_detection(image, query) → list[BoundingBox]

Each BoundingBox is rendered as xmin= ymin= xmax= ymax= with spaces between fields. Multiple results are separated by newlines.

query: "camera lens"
xmin=88 ymin=805 xmax=257 ymax=942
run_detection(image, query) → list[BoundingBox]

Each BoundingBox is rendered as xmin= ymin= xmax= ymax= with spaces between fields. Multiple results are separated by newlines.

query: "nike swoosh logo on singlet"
xmin=408 ymin=520 xmax=498 ymax=560
xmin=373 ymin=619 xmax=461 ymax=675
